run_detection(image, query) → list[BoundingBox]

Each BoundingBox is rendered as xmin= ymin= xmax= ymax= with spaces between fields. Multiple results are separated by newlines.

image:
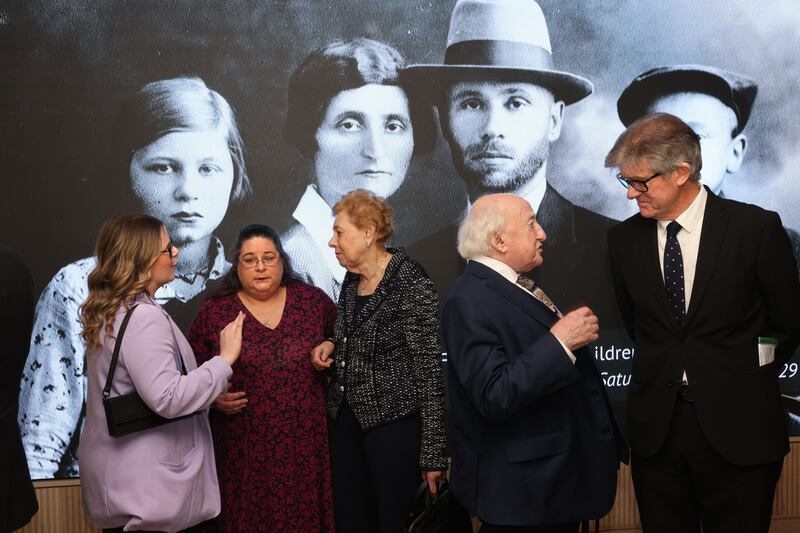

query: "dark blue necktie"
xmin=664 ymin=221 xmax=685 ymax=324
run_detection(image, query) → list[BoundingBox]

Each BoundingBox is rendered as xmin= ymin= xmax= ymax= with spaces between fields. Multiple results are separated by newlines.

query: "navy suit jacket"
xmin=608 ymin=188 xmax=800 ymax=465
xmin=442 ymin=261 xmax=624 ymax=527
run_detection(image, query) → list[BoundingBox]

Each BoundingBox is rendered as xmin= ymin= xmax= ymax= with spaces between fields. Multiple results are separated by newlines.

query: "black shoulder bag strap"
xmin=102 ymin=304 xmax=187 ymax=401
xmin=103 ymin=304 xmax=139 ymax=401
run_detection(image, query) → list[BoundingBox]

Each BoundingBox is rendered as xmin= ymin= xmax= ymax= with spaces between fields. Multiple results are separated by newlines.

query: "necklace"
xmin=239 ymin=290 xmax=284 ymax=328
xmin=357 ymin=252 xmax=390 ymax=295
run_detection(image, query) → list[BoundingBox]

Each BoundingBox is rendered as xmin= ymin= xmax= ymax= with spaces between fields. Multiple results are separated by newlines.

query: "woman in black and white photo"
xmin=281 ymin=37 xmax=436 ymax=300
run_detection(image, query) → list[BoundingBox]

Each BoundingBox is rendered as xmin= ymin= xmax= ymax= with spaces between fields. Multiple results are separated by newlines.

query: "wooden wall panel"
xmin=774 ymin=438 xmax=800 ymax=517
xmin=601 ymin=462 xmax=640 ymax=529
xmin=16 ymin=480 xmax=98 ymax=533
xmin=15 ymin=438 xmax=800 ymax=532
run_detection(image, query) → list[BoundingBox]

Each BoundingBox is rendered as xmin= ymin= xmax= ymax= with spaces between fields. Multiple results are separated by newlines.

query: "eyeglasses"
xmin=616 ymin=172 xmax=662 ymax=193
xmin=160 ymin=239 xmax=177 ymax=259
xmin=239 ymin=255 xmax=279 ymax=268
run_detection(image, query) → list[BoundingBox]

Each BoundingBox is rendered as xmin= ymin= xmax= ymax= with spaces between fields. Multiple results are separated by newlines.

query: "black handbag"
xmin=403 ymin=480 xmax=473 ymax=533
xmin=102 ymin=304 xmax=194 ymax=437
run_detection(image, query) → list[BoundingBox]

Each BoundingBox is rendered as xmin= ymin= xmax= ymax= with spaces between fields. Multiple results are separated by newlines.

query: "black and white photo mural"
xmin=2 ymin=0 xmax=798 ymax=480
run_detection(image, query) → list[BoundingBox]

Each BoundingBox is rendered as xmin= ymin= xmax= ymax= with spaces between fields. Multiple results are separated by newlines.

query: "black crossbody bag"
xmin=102 ymin=304 xmax=195 ymax=437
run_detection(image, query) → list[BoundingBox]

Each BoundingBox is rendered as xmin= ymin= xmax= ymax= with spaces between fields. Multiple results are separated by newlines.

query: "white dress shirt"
xmin=465 ymin=164 xmax=547 ymax=213
xmin=291 ymin=184 xmax=346 ymax=285
xmin=657 ymin=185 xmax=707 ymax=312
xmin=657 ymin=185 xmax=707 ymax=382
xmin=516 ymin=167 xmax=548 ymax=214
xmin=472 ymin=255 xmax=575 ymax=363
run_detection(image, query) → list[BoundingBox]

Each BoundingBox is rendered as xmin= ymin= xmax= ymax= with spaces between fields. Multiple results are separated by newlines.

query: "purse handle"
xmin=414 ymin=478 xmax=449 ymax=506
xmin=102 ymin=304 xmax=187 ymax=400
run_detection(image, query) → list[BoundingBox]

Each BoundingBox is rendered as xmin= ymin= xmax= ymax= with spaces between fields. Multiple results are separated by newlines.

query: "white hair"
xmin=456 ymin=204 xmax=507 ymax=260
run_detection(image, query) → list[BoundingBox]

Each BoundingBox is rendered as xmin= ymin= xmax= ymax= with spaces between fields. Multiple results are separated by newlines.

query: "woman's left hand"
xmin=422 ymin=470 xmax=447 ymax=498
xmin=310 ymin=340 xmax=335 ymax=371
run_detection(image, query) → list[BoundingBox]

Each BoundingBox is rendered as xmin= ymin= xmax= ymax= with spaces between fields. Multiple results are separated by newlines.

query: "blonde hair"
xmin=80 ymin=214 xmax=163 ymax=349
xmin=332 ymin=189 xmax=394 ymax=244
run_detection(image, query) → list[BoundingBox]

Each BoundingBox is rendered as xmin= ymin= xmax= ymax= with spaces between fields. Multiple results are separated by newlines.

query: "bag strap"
xmin=103 ymin=304 xmax=139 ymax=400
xmin=102 ymin=303 xmax=187 ymax=400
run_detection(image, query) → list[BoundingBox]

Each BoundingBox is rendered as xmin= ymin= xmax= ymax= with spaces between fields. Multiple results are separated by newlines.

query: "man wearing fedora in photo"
xmin=406 ymin=0 xmax=620 ymax=328
xmin=617 ymin=64 xmax=800 ymax=266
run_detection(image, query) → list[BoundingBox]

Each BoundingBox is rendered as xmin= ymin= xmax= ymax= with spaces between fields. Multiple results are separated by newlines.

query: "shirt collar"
xmin=516 ymin=169 xmax=548 ymax=214
xmin=464 ymin=165 xmax=547 ymax=213
xmin=293 ymin=184 xmax=345 ymax=283
xmin=208 ymin=235 xmax=230 ymax=280
xmin=472 ymin=255 xmax=520 ymax=285
xmin=154 ymin=235 xmax=230 ymax=302
xmin=658 ymin=185 xmax=707 ymax=234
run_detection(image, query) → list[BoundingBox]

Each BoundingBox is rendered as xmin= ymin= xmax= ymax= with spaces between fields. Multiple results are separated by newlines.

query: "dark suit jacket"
xmin=608 ymin=188 xmax=800 ymax=465
xmin=410 ymin=183 xmax=622 ymax=328
xmin=0 ymin=246 xmax=38 ymax=531
xmin=442 ymin=261 xmax=625 ymax=527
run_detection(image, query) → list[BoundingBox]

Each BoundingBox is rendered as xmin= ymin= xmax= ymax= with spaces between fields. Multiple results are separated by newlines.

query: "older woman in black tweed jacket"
xmin=311 ymin=189 xmax=447 ymax=533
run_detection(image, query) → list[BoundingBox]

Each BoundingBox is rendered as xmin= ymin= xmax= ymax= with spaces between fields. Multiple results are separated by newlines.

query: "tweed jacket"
xmin=327 ymin=247 xmax=448 ymax=470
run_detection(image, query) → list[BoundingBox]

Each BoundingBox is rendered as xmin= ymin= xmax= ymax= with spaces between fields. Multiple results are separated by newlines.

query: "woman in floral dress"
xmin=188 ymin=224 xmax=336 ymax=532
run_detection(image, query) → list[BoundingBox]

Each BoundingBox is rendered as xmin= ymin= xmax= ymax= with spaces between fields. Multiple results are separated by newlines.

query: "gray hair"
xmin=456 ymin=204 xmax=507 ymax=260
xmin=605 ymin=112 xmax=702 ymax=182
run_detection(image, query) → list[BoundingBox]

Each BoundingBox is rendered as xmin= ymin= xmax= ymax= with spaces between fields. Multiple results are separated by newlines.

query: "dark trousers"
xmin=631 ymin=398 xmax=783 ymax=533
xmin=480 ymin=522 xmax=577 ymax=533
xmin=330 ymin=402 xmax=422 ymax=533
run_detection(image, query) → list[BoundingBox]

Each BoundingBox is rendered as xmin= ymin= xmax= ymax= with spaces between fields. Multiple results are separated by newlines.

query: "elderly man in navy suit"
xmin=606 ymin=113 xmax=800 ymax=533
xmin=442 ymin=194 xmax=625 ymax=533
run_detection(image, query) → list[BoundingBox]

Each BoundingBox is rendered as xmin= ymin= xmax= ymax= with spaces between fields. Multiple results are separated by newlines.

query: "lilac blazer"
xmin=79 ymin=293 xmax=232 ymax=532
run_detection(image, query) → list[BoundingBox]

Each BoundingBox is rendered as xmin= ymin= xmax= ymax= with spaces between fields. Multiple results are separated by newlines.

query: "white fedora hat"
xmin=405 ymin=0 xmax=593 ymax=105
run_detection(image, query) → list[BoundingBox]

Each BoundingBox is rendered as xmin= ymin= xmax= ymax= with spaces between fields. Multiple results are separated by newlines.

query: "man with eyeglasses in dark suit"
xmin=606 ymin=112 xmax=800 ymax=533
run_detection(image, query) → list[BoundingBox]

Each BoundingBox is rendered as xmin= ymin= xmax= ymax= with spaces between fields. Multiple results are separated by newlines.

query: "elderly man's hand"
xmin=550 ymin=306 xmax=599 ymax=351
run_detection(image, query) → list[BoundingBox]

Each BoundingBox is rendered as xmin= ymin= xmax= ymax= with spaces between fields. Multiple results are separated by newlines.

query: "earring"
xmin=365 ymin=239 xmax=372 ymax=248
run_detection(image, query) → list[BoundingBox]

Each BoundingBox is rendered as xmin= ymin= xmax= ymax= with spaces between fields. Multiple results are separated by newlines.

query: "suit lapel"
xmin=685 ymin=190 xmax=728 ymax=327
xmin=345 ymin=247 xmax=408 ymax=334
xmin=530 ymin=185 xmax=589 ymax=291
xmin=468 ymin=262 xmax=558 ymax=329
xmin=537 ymin=183 xmax=577 ymax=248
xmin=342 ymin=272 xmax=357 ymax=334
xmin=635 ymin=216 xmax=683 ymax=334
